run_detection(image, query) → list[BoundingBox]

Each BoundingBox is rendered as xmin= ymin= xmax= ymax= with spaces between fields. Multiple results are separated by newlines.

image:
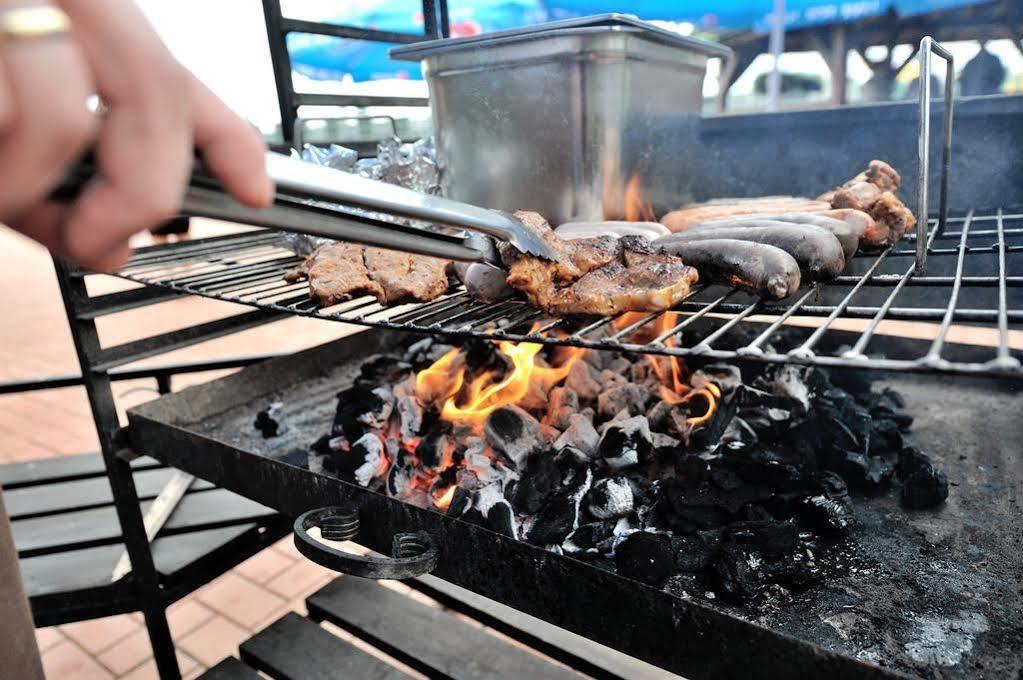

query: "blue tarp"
xmin=287 ymin=0 xmax=990 ymax=81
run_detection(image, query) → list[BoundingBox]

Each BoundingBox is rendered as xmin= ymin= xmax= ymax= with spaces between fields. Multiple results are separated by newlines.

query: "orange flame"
xmin=684 ymin=383 xmax=721 ymax=428
xmin=415 ymin=348 xmax=464 ymax=404
xmin=625 ymin=173 xmax=655 ymax=222
xmin=433 ymin=484 xmax=457 ymax=510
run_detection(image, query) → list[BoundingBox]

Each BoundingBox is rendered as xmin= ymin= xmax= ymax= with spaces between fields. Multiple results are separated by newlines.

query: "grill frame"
xmin=111 ymin=207 xmax=1022 ymax=381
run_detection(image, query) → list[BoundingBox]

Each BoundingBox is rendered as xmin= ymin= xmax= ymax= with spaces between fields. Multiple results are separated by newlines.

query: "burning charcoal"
xmin=340 ymin=433 xmax=385 ymax=487
xmin=719 ymin=416 xmax=757 ymax=452
xmin=509 ymin=453 xmax=560 ymax=515
xmin=415 ymin=432 xmax=451 ymax=474
xmin=393 ymin=378 xmax=423 ymax=439
xmin=599 ymin=369 xmax=628 ymax=391
xmin=566 ymin=361 xmax=601 ymax=402
xmin=539 ymin=423 xmax=561 ymax=447
xmin=646 ymin=400 xmax=673 ymax=431
xmin=486 ymin=500 xmax=518 ymax=538
xmin=253 ymin=402 xmax=284 ymax=438
xmin=598 ymin=415 xmax=652 ymax=470
xmin=554 ymin=446 xmax=592 ymax=489
xmin=586 ymin=476 xmax=634 ymax=519
xmin=597 ymin=384 xmax=649 ymax=419
xmin=606 ymin=357 xmax=632 ymax=376
xmin=724 ymin=520 xmax=798 ymax=559
xmin=563 ymin=521 xmax=616 ymax=556
xmin=614 ymin=532 xmax=675 ymax=588
xmin=599 ymin=408 xmax=633 ymax=434
xmin=898 ymin=447 xmax=948 ymax=509
xmin=386 ymin=450 xmax=416 ymax=497
xmin=691 ymin=364 xmax=742 ymax=395
xmin=544 ymin=386 xmax=579 ymax=430
xmin=524 ymin=470 xmax=591 ymax=546
xmin=446 ymin=487 xmax=472 ymax=517
xmin=553 ymin=414 xmax=599 ymax=458
xmin=672 ymin=530 xmax=723 ymax=572
xmin=713 ymin=543 xmax=766 ymax=602
xmin=798 ymin=495 xmax=852 ymax=536
xmin=484 ymin=405 xmax=540 ymax=467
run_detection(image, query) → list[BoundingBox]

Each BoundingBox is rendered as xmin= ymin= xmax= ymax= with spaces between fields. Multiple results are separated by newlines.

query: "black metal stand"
xmin=53 ymin=260 xmax=179 ymax=679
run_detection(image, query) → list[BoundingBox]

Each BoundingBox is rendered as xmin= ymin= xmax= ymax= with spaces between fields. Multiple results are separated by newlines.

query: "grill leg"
xmin=53 ymin=259 xmax=180 ymax=680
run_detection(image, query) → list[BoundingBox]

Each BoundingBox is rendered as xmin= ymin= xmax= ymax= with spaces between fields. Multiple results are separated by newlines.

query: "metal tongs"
xmin=53 ymin=151 xmax=558 ymax=264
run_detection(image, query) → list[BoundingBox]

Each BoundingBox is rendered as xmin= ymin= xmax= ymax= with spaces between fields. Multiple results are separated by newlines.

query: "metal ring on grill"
xmin=293 ymin=505 xmax=439 ymax=579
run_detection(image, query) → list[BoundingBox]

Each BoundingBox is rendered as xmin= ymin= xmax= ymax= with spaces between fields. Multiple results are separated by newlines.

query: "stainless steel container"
xmin=391 ymin=14 xmax=732 ymax=225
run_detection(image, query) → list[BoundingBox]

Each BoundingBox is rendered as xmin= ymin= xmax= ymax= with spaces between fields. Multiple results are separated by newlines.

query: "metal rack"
xmin=107 ymin=206 xmax=1022 ymax=380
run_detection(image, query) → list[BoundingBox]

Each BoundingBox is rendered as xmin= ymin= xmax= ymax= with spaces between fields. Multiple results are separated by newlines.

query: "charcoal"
xmin=563 ymin=521 xmax=616 ymax=556
xmin=598 ymin=415 xmax=652 ymax=470
xmin=463 ymin=337 xmax=503 ymax=372
xmin=719 ymin=416 xmax=758 ymax=451
xmin=600 ymin=369 xmax=629 ymax=391
xmin=714 ymin=543 xmax=766 ymax=602
xmin=341 ymin=433 xmax=385 ymax=487
xmin=525 ymin=470 xmax=591 ymax=546
xmin=554 ymin=446 xmax=591 ymax=489
xmin=646 ymin=400 xmax=674 ymax=431
xmin=486 ymin=500 xmax=518 ymax=538
xmin=357 ymin=355 xmax=412 ymax=386
xmin=253 ymin=403 xmax=283 ymax=438
xmin=586 ymin=476 xmax=634 ymax=519
xmin=544 ymin=386 xmax=579 ymax=430
xmin=691 ymin=364 xmax=742 ymax=394
xmin=869 ymin=417 xmax=903 ymax=454
xmin=725 ymin=446 xmax=809 ymax=491
xmin=386 ymin=451 xmax=416 ymax=497
xmin=672 ymin=530 xmax=723 ymax=572
xmin=566 ymin=361 xmax=601 ymax=401
xmin=614 ymin=532 xmax=675 ymax=588
xmin=724 ymin=520 xmax=798 ymax=558
xmin=899 ymin=448 xmax=948 ymax=509
xmin=554 ymin=414 xmax=599 ymax=457
xmin=332 ymin=386 xmax=382 ymax=440
xmin=509 ymin=453 xmax=560 ymax=515
xmin=484 ymin=405 xmax=540 ymax=467
xmin=393 ymin=379 xmax=423 ymax=439
xmin=597 ymin=384 xmax=649 ymax=418
xmin=819 ymin=447 xmax=896 ymax=494
xmin=798 ymin=494 xmax=852 ymax=536
xmin=650 ymin=479 xmax=769 ymax=532
xmin=538 ymin=423 xmax=561 ymax=446
xmin=770 ymin=364 xmax=812 ymax=411
xmin=606 ymin=357 xmax=632 ymax=376
xmin=814 ymin=470 xmax=849 ymax=501
xmin=652 ymin=432 xmax=682 ymax=457
xmin=447 ymin=487 xmax=472 ymax=517
xmin=415 ymin=431 xmax=451 ymax=473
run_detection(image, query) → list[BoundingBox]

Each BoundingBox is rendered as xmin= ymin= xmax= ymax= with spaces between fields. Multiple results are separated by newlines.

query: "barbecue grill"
xmin=53 ymin=41 xmax=1022 ymax=680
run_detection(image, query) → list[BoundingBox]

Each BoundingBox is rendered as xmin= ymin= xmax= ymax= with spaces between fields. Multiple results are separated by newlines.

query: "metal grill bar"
xmin=108 ymin=214 xmax=1021 ymax=379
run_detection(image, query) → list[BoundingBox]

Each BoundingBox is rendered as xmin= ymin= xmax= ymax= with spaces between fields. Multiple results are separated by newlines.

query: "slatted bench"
xmin=1 ymin=452 xmax=291 ymax=627
xmin=199 ymin=574 xmax=679 ymax=680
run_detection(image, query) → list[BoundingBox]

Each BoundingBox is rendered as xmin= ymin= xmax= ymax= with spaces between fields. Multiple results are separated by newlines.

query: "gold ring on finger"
xmin=0 ymin=6 xmax=71 ymax=42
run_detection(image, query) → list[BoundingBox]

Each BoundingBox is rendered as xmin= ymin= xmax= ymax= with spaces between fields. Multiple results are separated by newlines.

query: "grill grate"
xmin=113 ymin=209 xmax=1023 ymax=378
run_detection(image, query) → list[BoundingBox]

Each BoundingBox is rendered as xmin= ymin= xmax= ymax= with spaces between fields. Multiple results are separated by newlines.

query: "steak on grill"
xmin=501 ymin=212 xmax=698 ymax=315
xmin=286 ymin=243 xmax=450 ymax=306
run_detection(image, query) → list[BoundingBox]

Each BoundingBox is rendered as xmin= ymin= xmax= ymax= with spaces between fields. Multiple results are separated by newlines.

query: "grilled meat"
xmin=554 ymin=220 xmax=671 ymax=241
xmin=287 ymin=243 xmax=450 ymax=306
xmin=660 ymin=198 xmax=831 ymax=233
xmin=820 ymin=160 xmax=915 ymax=244
xmin=502 ymin=211 xmax=698 ymax=315
xmin=659 ymin=239 xmax=801 ymax=300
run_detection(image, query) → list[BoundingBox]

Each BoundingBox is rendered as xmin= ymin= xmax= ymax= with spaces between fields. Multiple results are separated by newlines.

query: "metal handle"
xmin=915 ymin=36 xmax=955 ymax=276
xmin=293 ymin=505 xmax=439 ymax=579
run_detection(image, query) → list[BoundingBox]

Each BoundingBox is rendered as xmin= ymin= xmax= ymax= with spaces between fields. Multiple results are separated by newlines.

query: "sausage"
xmin=659 ymin=199 xmax=832 ymax=232
xmin=689 ymin=215 xmax=859 ymax=261
xmin=659 ymin=239 xmax=800 ymax=299
xmin=806 ymin=209 xmax=886 ymax=246
xmin=451 ymin=262 xmax=514 ymax=302
xmin=653 ymin=221 xmax=846 ymax=281
xmin=555 ymin=220 xmax=670 ymax=241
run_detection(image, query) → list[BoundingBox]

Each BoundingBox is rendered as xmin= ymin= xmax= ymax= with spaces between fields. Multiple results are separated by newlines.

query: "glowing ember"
xmin=433 ymin=484 xmax=456 ymax=510
xmin=415 ymin=347 xmax=465 ymax=404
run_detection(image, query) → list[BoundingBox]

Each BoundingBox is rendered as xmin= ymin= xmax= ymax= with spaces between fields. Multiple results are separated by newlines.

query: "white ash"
xmin=772 ymin=364 xmax=811 ymax=411
xmin=600 ymin=369 xmax=628 ymax=391
xmin=691 ymin=364 xmax=742 ymax=394
xmin=599 ymin=415 xmax=652 ymax=470
xmin=554 ymin=414 xmax=600 ymax=457
xmin=597 ymin=384 xmax=649 ymax=419
xmin=587 ymin=476 xmax=634 ymax=519
xmin=351 ymin=433 xmax=384 ymax=487
xmin=565 ymin=361 xmax=601 ymax=401
xmin=392 ymin=377 xmax=422 ymax=440
xmin=484 ymin=404 xmax=540 ymax=468
xmin=357 ymin=386 xmax=394 ymax=429
xmin=472 ymin=483 xmax=506 ymax=517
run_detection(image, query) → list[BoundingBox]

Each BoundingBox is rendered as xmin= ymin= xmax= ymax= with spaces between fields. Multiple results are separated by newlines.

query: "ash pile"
xmin=268 ymin=336 xmax=948 ymax=605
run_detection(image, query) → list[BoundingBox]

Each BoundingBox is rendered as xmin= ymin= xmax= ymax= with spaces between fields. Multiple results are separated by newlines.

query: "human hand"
xmin=0 ymin=0 xmax=272 ymax=271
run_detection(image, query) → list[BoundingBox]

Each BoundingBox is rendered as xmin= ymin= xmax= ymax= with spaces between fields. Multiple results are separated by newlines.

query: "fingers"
xmin=57 ymin=0 xmax=192 ymax=270
xmin=192 ymin=77 xmax=272 ymax=208
xmin=0 ymin=27 xmax=99 ymax=227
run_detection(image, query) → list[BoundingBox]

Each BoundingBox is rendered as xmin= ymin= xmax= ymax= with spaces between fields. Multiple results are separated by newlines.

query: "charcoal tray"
xmin=127 ymin=326 xmax=1023 ymax=680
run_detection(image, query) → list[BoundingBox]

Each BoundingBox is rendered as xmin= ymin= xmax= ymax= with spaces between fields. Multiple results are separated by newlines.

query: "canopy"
xmin=287 ymin=0 xmax=991 ymax=81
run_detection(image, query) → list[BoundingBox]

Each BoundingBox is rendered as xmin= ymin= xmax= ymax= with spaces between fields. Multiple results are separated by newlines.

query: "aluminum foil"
xmin=280 ymin=137 xmax=440 ymax=256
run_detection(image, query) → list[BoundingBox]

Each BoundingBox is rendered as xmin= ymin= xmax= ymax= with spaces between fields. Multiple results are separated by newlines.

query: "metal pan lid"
xmin=390 ymin=13 xmax=732 ymax=61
